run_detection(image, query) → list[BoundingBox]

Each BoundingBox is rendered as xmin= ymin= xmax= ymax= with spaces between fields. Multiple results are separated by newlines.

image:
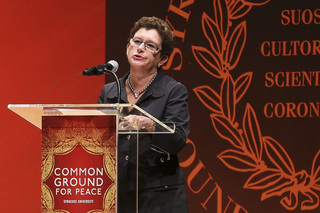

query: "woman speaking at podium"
xmin=98 ymin=16 xmax=190 ymax=213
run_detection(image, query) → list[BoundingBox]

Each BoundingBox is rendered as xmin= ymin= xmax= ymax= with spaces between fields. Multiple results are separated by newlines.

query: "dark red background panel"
xmin=0 ymin=1 xmax=106 ymax=212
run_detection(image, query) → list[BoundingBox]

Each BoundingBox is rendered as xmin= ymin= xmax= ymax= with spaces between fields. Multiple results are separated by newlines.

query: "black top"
xmin=98 ymin=70 xmax=190 ymax=191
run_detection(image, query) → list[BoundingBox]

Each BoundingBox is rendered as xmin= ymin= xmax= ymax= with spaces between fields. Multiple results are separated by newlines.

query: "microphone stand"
xmin=104 ymin=70 xmax=121 ymax=104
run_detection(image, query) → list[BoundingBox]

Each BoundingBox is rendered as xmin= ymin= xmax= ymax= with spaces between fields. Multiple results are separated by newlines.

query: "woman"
xmin=98 ymin=16 xmax=189 ymax=213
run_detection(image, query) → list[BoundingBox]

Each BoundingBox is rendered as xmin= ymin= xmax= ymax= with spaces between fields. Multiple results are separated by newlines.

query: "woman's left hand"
xmin=119 ymin=115 xmax=155 ymax=131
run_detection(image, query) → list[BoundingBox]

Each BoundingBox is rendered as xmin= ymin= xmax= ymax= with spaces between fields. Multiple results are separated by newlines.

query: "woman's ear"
xmin=158 ymin=55 xmax=168 ymax=67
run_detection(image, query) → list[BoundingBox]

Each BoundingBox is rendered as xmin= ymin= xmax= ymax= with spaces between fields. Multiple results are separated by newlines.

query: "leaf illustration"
xmin=263 ymin=136 xmax=295 ymax=175
xmin=42 ymin=154 xmax=54 ymax=182
xmin=213 ymin=0 xmax=229 ymax=38
xmin=225 ymin=21 xmax=246 ymax=70
xmin=202 ymin=12 xmax=224 ymax=56
xmin=104 ymin=154 xmax=116 ymax=181
xmin=189 ymin=0 xmax=318 ymax=210
xmin=243 ymin=103 xmax=263 ymax=160
xmin=261 ymin=180 xmax=295 ymax=201
xmin=41 ymin=184 xmax=55 ymax=211
xmin=192 ymin=45 xmax=222 ymax=78
xmin=235 ymin=72 xmax=252 ymax=103
xmin=221 ymin=75 xmax=236 ymax=122
xmin=218 ymin=149 xmax=258 ymax=172
xmin=211 ymin=114 xmax=243 ymax=148
xmin=244 ymin=169 xmax=282 ymax=190
xmin=242 ymin=0 xmax=270 ymax=6
xmin=81 ymin=140 xmax=104 ymax=154
xmin=311 ymin=149 xmax=320 ymax=184
xmin=103 ymin=184 xmax=116 ymax=212
xmin=229 ymin=1 xmax=252 ymax=20
xmin=194 ymin=85 xmax=221 ymax=113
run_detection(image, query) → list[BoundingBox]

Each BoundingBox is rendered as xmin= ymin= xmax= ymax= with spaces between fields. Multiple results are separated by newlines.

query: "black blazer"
xmin=98 ymin=70 xmax=190 ymax=191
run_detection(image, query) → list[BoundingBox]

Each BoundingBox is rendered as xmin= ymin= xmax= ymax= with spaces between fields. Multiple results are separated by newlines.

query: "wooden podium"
xmin=8 ymin=104 xmax=174 ymax=213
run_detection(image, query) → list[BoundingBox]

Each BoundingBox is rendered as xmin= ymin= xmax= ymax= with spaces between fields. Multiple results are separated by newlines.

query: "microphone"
xmin=82 ymin=60 xmax=121 ymax=103
xmin=83 ymin=60 xmax=119 ymax=76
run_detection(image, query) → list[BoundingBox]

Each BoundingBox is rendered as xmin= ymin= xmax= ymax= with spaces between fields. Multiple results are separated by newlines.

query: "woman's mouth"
xmin=133 ymin=54 xmax=144 ymax=60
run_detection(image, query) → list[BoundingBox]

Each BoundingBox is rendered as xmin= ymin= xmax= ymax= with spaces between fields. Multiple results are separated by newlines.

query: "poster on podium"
xmin=8 ymin=104 xmax=175 ymax=213
xmin=41 ymin=115 xmax=117 ymax=213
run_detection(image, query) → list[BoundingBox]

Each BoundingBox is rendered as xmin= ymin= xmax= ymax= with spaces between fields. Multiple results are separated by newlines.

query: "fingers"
xmin=120 ymin=115 xmax=155 ymax=131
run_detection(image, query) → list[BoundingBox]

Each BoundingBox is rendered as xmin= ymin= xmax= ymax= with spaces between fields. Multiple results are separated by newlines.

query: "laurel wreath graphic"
xmin=192 ymin=0 xmax=320 ymax=211
xmin=41 ymin=119 xmax=116 ymax=213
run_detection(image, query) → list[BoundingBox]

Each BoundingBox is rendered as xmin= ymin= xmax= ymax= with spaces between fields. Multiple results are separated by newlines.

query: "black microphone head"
xmin=83 ymin=61 xmax=118 ymax=76
xmin=82 ymin=65 xmax=104 ymax=76
xmin=82 ymin=68 xmax=95 ymax=76
xmin=106 ymin=60 xmax=119 ymax=72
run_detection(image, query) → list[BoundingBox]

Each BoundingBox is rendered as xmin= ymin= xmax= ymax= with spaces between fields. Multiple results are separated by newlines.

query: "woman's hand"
xmin=119 ymin=115 xmax=155 ymax=132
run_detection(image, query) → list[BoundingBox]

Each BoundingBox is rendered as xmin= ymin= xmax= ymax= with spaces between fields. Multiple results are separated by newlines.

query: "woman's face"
xmin=126 ymin=28 xmax=168 ymax=73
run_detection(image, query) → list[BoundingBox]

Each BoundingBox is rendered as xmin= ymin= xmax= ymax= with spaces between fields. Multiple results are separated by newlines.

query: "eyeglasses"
xmin=130 ymin=38 xmax=161 ymax=53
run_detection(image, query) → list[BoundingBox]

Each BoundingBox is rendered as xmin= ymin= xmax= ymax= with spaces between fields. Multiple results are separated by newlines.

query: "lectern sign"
xmin=8 ymin=103 xmax=174 ymax=213
xmin=41 ymin=116 xmax=117 ymax=213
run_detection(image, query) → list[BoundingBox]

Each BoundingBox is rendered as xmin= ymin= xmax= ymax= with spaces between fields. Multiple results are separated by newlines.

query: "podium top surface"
xmin=8 ymin=104 xmax=175 ymax=134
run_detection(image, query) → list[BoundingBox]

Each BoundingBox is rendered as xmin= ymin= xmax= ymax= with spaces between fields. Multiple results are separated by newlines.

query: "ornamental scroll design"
xmin=41 ymin=119 xmax=116 ymax=213
xmin=192 ymin=0 xmax=320 ymax=211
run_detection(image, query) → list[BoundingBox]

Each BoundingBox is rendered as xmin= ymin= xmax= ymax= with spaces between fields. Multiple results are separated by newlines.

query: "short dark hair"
xmin=128 ymin=16 xmax=175 ymax=56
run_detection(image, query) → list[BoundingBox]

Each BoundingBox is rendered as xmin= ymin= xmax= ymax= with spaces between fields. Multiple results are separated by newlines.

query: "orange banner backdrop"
xmin=0 ymin=1 xmax=106 ymax=212
xmin=106 ymin=0 xmax=320 ymax=213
